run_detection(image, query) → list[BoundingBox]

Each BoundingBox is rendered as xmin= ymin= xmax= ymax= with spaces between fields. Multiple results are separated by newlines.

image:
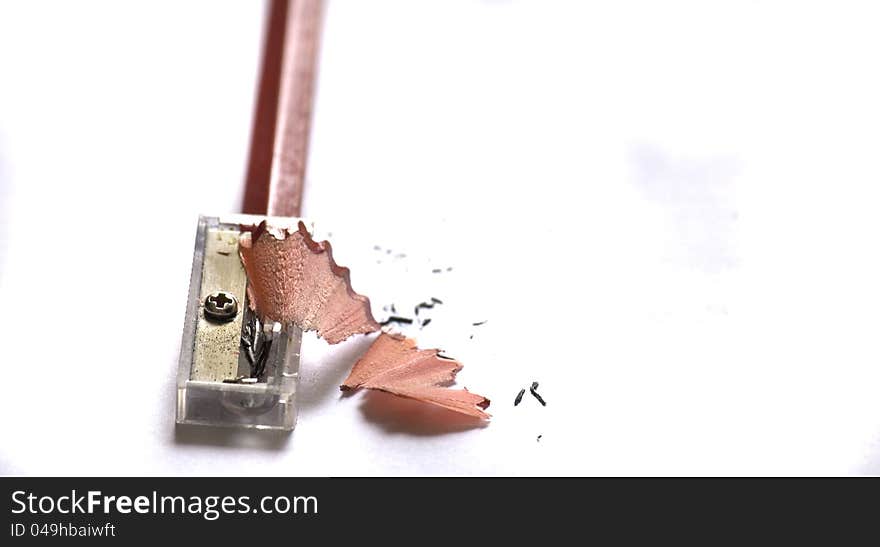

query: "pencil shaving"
xmin=238 ymin=221 xmax=380 ymax=344
xmin=341 ymin=332 xmax=491 ymax=419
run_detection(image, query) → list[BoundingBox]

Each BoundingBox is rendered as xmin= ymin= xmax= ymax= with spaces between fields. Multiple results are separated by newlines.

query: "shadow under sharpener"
xmin=176 ymin=215 xmax=302 ymax=431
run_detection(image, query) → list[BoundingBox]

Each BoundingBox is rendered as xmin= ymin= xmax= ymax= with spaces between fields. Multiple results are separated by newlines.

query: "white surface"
xmin=1 ymin=0 xmax=880 ymax=475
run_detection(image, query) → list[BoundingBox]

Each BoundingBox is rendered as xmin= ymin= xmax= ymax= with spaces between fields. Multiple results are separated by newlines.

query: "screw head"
xmin=204 ymin=291 xmax=238 ymax=322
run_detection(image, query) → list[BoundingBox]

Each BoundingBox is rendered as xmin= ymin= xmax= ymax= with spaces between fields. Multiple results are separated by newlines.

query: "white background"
xmin=1 ymin=0 xmax=879 ymax=475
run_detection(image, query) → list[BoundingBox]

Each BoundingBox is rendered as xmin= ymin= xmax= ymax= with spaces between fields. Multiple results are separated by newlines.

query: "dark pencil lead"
xmin=436 ymin=352 xmax=456 ymax=360
xmin=514 ymin=389 xmax=525 ymax=406
xmin=529 ymin=382 xmax=547 ymax=406
xmin=432 ymin=268 xmax=442 ymax=273
xmin=414 ymin=299 xmax=442 ymax=316
xmin=420 ymin=318 xmax=432 ymax=328
xmin=379 ymin=316 xmax=414 ymax=326
xmin=253 ymin=338 xmax=273 ymax=379
xmin=472 ymin=320 xmax=487 ymax=326
xmin=537 ymin=435 xmax=542 ymax=442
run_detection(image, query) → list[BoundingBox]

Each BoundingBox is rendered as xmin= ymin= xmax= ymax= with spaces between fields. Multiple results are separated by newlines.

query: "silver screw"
xmin=204 ymin=291 xmax=238 ymax=322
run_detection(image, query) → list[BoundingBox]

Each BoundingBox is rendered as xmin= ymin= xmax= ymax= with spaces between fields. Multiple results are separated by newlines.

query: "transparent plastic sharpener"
xmin=176 ymin=214 xmax=302 ymax=431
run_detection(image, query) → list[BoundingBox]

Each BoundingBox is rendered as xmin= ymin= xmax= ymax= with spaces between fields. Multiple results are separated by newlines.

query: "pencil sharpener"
xmin=177 ymin=214 xmax=302 ymax=431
